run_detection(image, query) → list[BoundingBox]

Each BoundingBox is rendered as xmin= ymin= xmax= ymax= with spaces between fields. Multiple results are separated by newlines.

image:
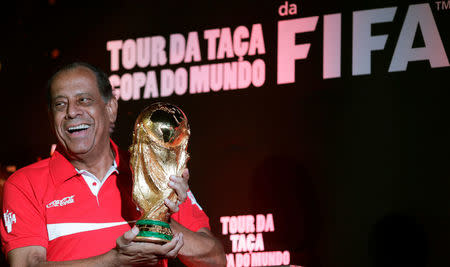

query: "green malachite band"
xmin=136 ymin=219 xmax=170 ymax=228
xmin=137 ymin=231 xmax=173 ymax=241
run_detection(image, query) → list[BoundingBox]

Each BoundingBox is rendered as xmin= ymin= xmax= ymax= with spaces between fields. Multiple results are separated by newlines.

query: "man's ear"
xmin=106 ymin=96 xmax=118 ymax=124
xmin=47 ymin=109 xmax=56 ymax=136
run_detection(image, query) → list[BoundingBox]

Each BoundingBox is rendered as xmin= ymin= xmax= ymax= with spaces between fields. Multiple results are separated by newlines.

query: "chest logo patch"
xmin=3 ymin=210 xmax=16 ymax=233
xmin=46 ymin=195 xmax=75 ymax=209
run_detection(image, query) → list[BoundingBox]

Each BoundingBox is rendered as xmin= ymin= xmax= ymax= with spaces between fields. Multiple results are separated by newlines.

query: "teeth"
xmin=68 ymin=124 xmax=90 ymax=131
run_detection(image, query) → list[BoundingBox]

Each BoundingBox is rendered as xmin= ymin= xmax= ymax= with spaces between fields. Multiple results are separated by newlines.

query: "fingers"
xmin=164 ymin=198 xmax=179 ymax=213
xmin=162 ymin=233 xmax=184 ymax=259
xmin=125 ymin=233 xmax=183 ymax=256
xmin=117 ymin=226 xmax=139 ymax=247
xmin=165 ymin=168 xmax=190 ymax=214
xmin=169 ymin=174 xmax=189 ymax=201
xmin=114 ymin=231 xmax=184 ymax=266
xmin=169 ymin=178 xmax=186 ymax=202
xmin=182 ymin=168 xmax=190 ymax=181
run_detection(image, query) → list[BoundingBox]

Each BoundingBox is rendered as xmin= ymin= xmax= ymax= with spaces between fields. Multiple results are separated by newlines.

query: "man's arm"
xmin=8 ymin=245 xmax=118 ymax=267
xmin=7 ymin=227 xmax=184 ymax=267
xmin=171 ymin=221 xmax=226 ymax=267
xmin=166 ymin=169 xmax=226 ymax=267
xmin=8 ymin=246 xmax=46 ymax=267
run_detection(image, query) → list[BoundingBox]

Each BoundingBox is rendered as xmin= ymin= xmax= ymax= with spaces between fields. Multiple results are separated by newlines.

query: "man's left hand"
xmin=165 ymin=168 xmax=190 ymax=213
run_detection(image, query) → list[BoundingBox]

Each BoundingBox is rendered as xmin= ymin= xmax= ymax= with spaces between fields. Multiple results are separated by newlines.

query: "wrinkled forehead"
xmin=50 ymin=67 xmax=99 ymax=98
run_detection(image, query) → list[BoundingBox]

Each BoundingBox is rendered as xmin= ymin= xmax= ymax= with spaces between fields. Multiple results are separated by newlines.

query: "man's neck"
xmin=68 ymin=143 xmax=115 ymax=182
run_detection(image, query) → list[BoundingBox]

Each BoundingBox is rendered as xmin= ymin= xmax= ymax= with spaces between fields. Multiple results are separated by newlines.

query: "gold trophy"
xmin=129 ymin=102 xmax=190 ymax=243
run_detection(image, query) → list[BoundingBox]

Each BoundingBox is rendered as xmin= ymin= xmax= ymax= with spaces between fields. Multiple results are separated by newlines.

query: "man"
xmin=1 ymin=62 xmax=226 ymax=266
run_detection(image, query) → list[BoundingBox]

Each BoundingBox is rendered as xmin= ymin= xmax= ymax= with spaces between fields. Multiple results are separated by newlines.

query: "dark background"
xmin=0 ymin=0 xmax=449 ymax=266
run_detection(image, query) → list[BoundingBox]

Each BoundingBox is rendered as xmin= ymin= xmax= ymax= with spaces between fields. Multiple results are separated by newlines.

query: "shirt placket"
xmin=77 ymin=162 xmax=118 ymax=206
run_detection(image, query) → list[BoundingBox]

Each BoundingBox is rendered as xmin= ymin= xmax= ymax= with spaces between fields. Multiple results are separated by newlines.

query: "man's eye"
xmin=80 ymin=98 xmax=92 ymax=103
xmin=54 ymin=102 xmax=65 ymax=108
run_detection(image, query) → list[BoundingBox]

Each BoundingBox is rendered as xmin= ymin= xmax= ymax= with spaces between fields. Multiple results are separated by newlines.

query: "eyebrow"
xmin=52 ymin=92 xmax=93 ymax=100
xmin=52 ymin=95 xmax=67 ymax=101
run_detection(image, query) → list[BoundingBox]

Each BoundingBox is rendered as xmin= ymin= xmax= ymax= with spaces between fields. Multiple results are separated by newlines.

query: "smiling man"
xmin=50 ymin=64 xmax=117 ymax=178
xmin=0 ymin=62 xmax=226 ymax=267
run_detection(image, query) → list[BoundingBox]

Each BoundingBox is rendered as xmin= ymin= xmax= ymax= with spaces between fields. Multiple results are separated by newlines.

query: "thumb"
xmin=118 ymin=226 xmax=139 ymax=246
xmin=182 ymin=168 xmax=190 ymax=181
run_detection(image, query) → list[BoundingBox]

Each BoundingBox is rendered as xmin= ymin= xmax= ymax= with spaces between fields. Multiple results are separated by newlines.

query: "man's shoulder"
xmin=6 ymin=158 xmax=52 ymax=187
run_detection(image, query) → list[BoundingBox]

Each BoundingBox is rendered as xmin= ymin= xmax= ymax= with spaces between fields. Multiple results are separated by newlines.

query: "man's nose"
xmin=65 ymin=102 xmax=82 ymax=119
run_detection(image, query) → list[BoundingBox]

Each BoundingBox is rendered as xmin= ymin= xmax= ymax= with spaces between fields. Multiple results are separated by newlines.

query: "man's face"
xmin=49 ymin=67 xmax=117 ymax=158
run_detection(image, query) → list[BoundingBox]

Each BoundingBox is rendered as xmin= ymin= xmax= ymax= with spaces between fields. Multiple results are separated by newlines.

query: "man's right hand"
xmin=113 ymin=226 xmax=184 ymax=266
xmin=8 ymin=227 xmax=184 ymax=267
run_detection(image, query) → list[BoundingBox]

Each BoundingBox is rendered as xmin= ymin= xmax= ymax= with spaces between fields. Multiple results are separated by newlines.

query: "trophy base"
xmin=134 ymin=219 xmax=173 ymax=244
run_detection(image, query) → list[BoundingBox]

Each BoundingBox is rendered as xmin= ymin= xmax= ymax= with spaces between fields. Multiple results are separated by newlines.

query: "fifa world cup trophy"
xmin=129 ymin=102 xmax=190 ymax=243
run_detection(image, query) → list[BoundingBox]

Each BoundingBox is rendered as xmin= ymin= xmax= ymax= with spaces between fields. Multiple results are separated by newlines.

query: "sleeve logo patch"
xmin=3 ymin=210 xmax=16 ymax=233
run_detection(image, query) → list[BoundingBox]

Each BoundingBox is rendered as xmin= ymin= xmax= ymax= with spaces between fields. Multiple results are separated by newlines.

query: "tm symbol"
xmin=435 ymin=0 xmax=450 ymax=10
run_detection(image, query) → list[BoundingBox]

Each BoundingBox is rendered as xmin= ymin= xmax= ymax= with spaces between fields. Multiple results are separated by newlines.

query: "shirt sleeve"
xmin=171 ymin=190 xmax=210 ymax=232
xmin=1 ymin=174 xmax=48 ymax=255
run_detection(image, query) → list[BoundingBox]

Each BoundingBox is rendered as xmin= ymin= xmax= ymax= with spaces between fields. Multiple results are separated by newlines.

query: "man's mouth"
xmin=67 ymin=124 xmax=90 ymax=134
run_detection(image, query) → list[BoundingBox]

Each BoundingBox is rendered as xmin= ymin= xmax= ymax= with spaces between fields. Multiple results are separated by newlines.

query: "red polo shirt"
xmin=1 ymin=141 xmax=209 ymax=264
